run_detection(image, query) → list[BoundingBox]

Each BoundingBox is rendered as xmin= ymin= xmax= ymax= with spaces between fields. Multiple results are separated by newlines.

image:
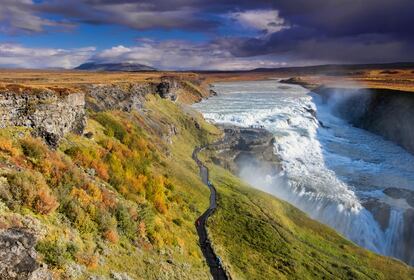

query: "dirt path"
xmin=192 ymin=146 xmax=228 ymax=280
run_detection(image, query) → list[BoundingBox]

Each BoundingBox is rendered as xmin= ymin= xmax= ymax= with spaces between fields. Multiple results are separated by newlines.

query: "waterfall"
xmin=193 ymin=80 xmax=414 ymax=265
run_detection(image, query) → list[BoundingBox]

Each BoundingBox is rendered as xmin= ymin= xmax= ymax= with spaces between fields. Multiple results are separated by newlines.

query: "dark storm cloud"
xmin=225 ymin=0 xmax=414 ymax=63
xmin=275 ymin=0 xmax=414 ymax=38
xmin=1 ymin=0 xmax=414 ymax=65
xmin=33 ymin=0 xmax=276 ymax=31
xmin=8 ymin=0 xmax=414 ymax=37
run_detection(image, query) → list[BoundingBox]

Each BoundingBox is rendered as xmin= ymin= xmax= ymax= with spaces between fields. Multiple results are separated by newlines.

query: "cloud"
xmin=227 ymin=27 xmax=414 ymax=64
xmin=0 ymin=0 xmax=74 ymax=34
xmin=229 ymin=9 xmax=289 ymax=34
xmin=0 ymin=41 xmax=286 ymax=70
xmin=92 ymin=40 xmax=286 ymax=70
xmin=36 ymin=0 xmax=219 ymax=31
xmin=0 ymin=43 xmax=95 ymax=68
xmin=1 ymin=0 xmax=414 ymax=66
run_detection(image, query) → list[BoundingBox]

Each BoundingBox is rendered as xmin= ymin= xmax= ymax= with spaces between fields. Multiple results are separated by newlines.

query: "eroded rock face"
xmin=86 ymin=78 xmax=179 ymax=112
xmin=314 ymin=87 xmax=414 ymax=155
xmin=362 ymin=199 xmax=391 ymax=231
xmin=384 ymin=187 xmax=414 ymax=208
xmin=86 ymin=83 xmax=153 ymax=112
xmin=210 ymin=125 xmax=280 ymax=174
xmin=0 ymin=228 xmax=53 ymax=280
xmin=0 ymin=88 xmax=86 ymax=148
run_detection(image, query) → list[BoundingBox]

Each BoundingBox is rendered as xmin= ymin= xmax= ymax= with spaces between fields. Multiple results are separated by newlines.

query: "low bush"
xmin=19 ymin=137 xmax=47 ymax=160
xmin=5 ymin=170 xmax=58 ymax=214
xmin=36 ymin=239 xmax=78 ymax=268
xmin=94 ymin=113 xmax=127 ymax=142
xmin=0 ymin=138 xmax=18 ymax=156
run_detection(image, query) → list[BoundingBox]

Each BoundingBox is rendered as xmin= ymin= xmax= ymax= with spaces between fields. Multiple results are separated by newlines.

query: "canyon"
xmin=0 ymin=71 xmax=413 ymax=279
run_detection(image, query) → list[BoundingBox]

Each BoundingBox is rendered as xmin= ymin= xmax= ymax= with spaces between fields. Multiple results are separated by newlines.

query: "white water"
xmin=193 ymin=80 xmax=414 ymax=264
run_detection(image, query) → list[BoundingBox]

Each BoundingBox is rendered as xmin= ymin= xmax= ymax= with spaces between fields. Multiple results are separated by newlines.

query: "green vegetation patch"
xmin=203 ymin=161 xmax=414 ymax=280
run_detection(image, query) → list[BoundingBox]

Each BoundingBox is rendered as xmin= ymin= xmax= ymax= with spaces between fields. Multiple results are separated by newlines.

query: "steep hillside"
xmin=199 ymin=154 xmax=414 ymax=280
xmin=0 ymin=77 xmax=413 ymax=279
xmin=0 ymin=85 xmax=220 ymax=279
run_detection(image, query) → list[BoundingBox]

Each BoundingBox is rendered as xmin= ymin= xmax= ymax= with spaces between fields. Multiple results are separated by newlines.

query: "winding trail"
xmin=192 ymin=146 xmax=228 ymax=280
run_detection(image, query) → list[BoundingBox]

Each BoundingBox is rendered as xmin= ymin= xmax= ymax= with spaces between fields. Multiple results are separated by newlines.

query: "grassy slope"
xmin=0 ymin=94 xmax=219 ymax=279
xmin=198 ymin=158 xmax=414 ymax=280
xmin=1 ymin=84 xmax=413 ymax=279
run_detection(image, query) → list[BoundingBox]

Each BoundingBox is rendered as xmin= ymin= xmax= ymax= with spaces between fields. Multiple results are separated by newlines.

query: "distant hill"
xmin=75 ymin=62 xmax=156 ymax=72
xmin=195 ymin=62 xmax=414 ymax=74
xmin=250 ymin=62 xmax=414 ymax=74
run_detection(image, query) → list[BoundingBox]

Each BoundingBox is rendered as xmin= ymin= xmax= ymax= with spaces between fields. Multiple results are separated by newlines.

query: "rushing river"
xmin=192 ymin=80 xmax=414 ymax=265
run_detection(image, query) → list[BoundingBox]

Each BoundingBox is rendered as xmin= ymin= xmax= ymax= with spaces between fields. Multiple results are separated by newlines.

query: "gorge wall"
xmin=314 ymin=87 xmax=414 ymax=155
xmin=0 ymin=86 xmax=86 ymax=148
xmin=0 ymin=77 xmax=199 ymax=147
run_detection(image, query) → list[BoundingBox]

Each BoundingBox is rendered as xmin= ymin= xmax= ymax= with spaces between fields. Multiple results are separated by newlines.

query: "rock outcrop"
xmin=0 ymin=86 xmax=86 ymax=148
xmin=0 ymin=228 xmax=53 ymax=280
xmin=209 ymin=125 xmax=280 ymax=175
xmin=85 ymin=83 xmax=152 ymax=112
xmin=0 ymin=77 xmax=183 ymax=147
xmin=86 ymin=77 xmax=179 ymax=112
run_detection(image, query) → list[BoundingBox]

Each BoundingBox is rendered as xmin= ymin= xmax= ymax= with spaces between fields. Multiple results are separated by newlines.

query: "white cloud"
xmin=230 ymin=9 xmax=289 ymax=34
xmin=0 ymin=41 xmax=286 ymax=71
xmin=93 ymin=41 xmax=286 ymax=70
xmin=0 ymin=44 xmax=95 ymax=69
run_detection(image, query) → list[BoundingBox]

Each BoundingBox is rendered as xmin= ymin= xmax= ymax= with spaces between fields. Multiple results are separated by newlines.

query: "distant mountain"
xmin=75 ymin=62 xmax=156 ymax=72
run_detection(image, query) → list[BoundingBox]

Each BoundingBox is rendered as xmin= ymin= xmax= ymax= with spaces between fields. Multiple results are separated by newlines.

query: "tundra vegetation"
xmin=0 ymin=73 xmax=413 ymax=279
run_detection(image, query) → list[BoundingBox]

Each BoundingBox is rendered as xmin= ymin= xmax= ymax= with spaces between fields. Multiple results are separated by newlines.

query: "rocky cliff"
xmin=209 ymin=125 xmax=280 ymax=175
xmin=0 ymin=77 xmax=197 ymax=148
xmin=314 ymin=87 xmax=414 ymax=155
xmin=0 ymin=86 xmax=86 ymax=148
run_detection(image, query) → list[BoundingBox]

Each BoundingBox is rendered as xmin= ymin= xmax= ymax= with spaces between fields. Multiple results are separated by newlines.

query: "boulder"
xmin=0 ymin=228 xmax=53 ymax=280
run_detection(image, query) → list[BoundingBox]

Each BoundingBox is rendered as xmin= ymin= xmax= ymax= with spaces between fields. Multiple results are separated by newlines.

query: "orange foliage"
xmin=93 ymin=161 xmax=109 ymax=181
xmin=103 ymin=229 xmax=119 ymax=243
xmin=154 ymin=194 xmax=167 ymax=214
xmin=0 ymin=138 xmax=18 ymax=156
xmin=138 ymin=221 xmax=147 ymax=240
xmin=102 ymin=189 xmax=117 ymax=209
xmin=77 ymin=253 xmax=99 ymax=269
xmin=84 ymin=183 xmax=103 ymax=202
xmin=35 ymin=188 xmax=59 ymax=214
xmin=131 ymin=174 xmax=147 ymax=194
xmin=71 ymin=187 xmax=92 ymax=205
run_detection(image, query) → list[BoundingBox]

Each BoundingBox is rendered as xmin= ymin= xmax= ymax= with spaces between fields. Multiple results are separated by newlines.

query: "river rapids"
xmin=193 ymin=80 xmax=414 ymax=265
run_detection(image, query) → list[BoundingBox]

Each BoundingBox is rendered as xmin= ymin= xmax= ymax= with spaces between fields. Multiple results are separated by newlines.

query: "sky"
xmin=0 ymin=0 xmax=413 ymax=70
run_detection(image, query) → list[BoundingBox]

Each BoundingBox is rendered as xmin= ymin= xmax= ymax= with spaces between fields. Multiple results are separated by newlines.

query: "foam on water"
xmin=193 ymin=80 xmax=414 ymax=263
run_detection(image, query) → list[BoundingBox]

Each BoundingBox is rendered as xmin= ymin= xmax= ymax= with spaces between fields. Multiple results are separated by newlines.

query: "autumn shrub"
xmin=77 ymin=253 xmax=99 ymax=269
xmin=102 ymin=188 xmax=117 ymax=210
xmin=64 ymin=146 xmax=109 ymax=181
xmin=61 ymin=199 xmax=98 ymax=235
xmin=103 ymin=228 xmax=119 ymax=243
xmin=36 ymin=239 xmax=78 ymax=268
xmin=94 ymin=113 xmax=127 ymax=142
xmin=19 ymin=137 xmax=47 ymax=160
xmin=0 ymin=138 xmax=18 ymax=156
xmin=115 ymin=205 xmax=137 ymax=240
xmin=5 ymin=170 xmax=58 ymax=214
